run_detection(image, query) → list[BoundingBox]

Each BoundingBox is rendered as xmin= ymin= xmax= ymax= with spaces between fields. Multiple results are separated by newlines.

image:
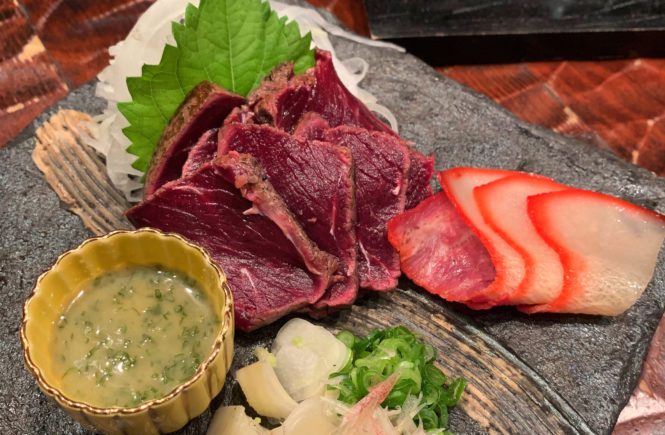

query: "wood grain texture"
xmin=32 ymin=109 xmax=132 ymax=234
xmin=0 ymin=0 xmax=68 ymax=147
xmin=443 ymin=60 xmax=665 ymax=176
xmin=21 ymin=0 xmax=154 ymax=87
xmin=308 ymin=0 xmax=369 ymax=36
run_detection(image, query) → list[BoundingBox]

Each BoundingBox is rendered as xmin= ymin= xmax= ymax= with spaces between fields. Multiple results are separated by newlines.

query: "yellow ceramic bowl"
xmin=20 ymin=228 xmax=234 ymax=434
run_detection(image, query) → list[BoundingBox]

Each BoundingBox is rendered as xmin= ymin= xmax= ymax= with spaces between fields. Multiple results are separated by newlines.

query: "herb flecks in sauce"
xmin=52 ymin=266 xmax=220 ymax=408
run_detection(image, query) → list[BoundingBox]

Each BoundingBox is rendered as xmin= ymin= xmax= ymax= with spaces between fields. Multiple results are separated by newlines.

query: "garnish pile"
xmin=333 ymin=326 xmax=466 ymax=432
xmin=210 ymin=320 xmax=466 ymax=434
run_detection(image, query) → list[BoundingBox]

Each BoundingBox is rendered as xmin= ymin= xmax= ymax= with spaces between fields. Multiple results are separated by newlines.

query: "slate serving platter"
xmin=2 ymin=11 xmax=665 ymax=435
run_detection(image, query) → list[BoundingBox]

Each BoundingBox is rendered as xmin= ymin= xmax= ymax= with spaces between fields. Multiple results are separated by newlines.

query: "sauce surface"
xmin=52 ymin=265 xmax=220 ymax=408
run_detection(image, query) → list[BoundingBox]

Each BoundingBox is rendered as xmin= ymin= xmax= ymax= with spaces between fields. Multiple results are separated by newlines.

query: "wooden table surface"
xmin=2 ymin=0 xmax=664 ymax=432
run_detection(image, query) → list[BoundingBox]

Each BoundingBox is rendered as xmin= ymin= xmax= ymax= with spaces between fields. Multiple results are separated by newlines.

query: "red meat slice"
xmin=405 ymin=151 xmax=434 ymax=210
xmin=254 ymin=50 xmax=395 ymax=135
xmin=474 ymin=174 xmax=568 ymax=305
xmin=387 ymin=192 xmax=495 ymax=302
xmin=126 ymin=152 xmax=337 ymax=331
xmin=438 ymin=167 xmax=521 ymax=307
xmin=294 ymin=112 xmax=434 ymax=211
xmin=181 ymin=128 xmax=218 ymax=178
xmin=522 ymin=189 xmax=665 ymax=316
xmin=218 ymin=124 xmax=358 ymax=309
xmin=288 ymin=50 xmax=434 ymax=208
xmin=143 ymin=81 xmax=244 ymax=197
xmin=293 ymin=112 xmax=330 ymax=141
xmin=324 ymin=126 xmax=410 ymax=291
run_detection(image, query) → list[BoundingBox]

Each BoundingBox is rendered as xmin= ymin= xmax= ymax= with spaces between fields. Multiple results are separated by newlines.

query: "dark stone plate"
xmin=1 ymin=15 xmax=664 ymax=435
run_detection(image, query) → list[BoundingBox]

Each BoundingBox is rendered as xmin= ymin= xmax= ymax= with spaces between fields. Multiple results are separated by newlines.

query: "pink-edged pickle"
xmin=474 ymin=174 xmax=568 ymax=306
xmin=391 ymin=167 xmax=665 ymax=317
xmin=521 ymin=189 xmax=665 ymax=316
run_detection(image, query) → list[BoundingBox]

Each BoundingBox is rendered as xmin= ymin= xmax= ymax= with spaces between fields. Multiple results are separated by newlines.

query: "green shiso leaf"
xmin=118 ymin=0 xmax=315 ymax=174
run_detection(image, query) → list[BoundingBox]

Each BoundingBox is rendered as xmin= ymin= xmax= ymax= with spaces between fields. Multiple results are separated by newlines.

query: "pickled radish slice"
xmin=274 ymin=346 xmax=331 ymax=401
xmin=207 ymin=406 xmax=268 ymax=435
xmin=474 ymin=174 xmax=568 ymax=305
xmin=438 ymin=168 xmax=521 ymax=307
xmin=236 ymin=361 xmax=298 ymax=419
xmin=272 ymin=319 xmax=350 ymax=401
xmin=279 ymin=397 xmax=340 ymax=434
xmin=524 ymin=189 xmax=665 ymax=316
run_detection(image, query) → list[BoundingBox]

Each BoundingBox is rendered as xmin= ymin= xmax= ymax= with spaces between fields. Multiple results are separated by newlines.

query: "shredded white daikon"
xmin=84 ymin=0 xmax=404 ymax=201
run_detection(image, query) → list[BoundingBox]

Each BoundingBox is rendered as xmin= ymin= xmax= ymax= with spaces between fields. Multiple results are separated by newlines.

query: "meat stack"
xmin=127 ymin=50 xmax=435 ymax=331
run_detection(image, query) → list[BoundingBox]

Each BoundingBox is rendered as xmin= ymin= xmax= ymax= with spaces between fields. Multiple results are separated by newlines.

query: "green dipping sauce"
xmin=52 ymin=265 xmax=220 ymax=408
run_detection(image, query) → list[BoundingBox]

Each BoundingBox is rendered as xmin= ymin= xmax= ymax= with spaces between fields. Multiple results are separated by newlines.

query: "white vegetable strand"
xmin=84 ymin=0 xmax=403 ymax=201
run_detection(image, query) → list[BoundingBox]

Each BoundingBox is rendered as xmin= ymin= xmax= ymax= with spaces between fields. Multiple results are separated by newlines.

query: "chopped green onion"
xmin=331 ymin=326 xmax=466 ymax=431
xmin=336 ymin=330 xmax=355 ymax=349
